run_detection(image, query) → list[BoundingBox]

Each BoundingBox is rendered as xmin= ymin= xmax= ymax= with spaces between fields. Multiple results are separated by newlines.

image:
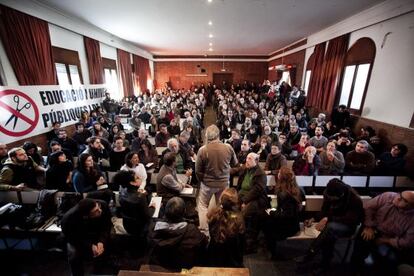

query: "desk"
xmin=119 ymin=266 xmax=250 ymax=275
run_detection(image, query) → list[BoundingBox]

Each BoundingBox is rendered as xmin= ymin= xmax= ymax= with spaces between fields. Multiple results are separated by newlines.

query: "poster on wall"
xmin=0 ymin=85 xmax=107 ymax=144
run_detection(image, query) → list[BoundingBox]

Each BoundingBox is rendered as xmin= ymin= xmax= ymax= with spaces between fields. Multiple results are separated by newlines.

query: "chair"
xmin=395 ymin=176 xmax=414 ymax=188
xmin=369 ymin=176 xmax=394 ymax=188
xmin=336 ymin=223 xmax=362 ymax=264
xmin=342 ymin=176 xmax=368 ymax=187
xmin=296 ymin=176 xmax=313 ymax=187
xmin=315 ymin=175 xmax=341 ymax=187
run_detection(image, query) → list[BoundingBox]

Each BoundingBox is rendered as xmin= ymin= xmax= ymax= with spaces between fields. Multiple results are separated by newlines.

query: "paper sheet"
xmin=180 ymin=187 xmax=194 ymax=195
xmin=150 ymin=196 xmax=162 ymax=218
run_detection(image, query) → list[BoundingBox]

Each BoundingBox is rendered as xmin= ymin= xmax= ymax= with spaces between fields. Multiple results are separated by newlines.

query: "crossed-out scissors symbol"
xmin=5 ymin=95 xmax=32 ymax=130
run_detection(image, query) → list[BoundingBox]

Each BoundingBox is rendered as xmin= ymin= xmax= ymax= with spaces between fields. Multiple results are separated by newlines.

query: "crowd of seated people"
xmin=213 ymin=82 xmax=408 ymax=177
xmin=0 ymin=80 xmax=412 ymax=275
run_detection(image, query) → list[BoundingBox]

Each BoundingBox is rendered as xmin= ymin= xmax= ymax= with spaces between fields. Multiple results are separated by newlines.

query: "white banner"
xmin=0 ymin=85 xmax=107 ymax=144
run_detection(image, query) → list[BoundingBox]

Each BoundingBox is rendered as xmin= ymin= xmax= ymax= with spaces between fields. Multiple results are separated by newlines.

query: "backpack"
xmin=23 ymin=189 xmax=58 ymax=229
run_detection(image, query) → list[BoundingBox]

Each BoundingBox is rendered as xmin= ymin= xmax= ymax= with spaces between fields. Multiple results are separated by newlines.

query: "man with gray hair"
xmin=195 ymin=125 xmax=238 ymax=235
xmin=236 ymin=152 xmax=268 ymax=253
xmin=160 ymin=138 xmax=192 ymax=174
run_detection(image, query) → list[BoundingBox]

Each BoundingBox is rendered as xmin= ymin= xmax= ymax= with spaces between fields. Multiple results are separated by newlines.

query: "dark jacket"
xmin=149 ymin=221 xmax=208 ymax=270
xmin=119 ymin=187 xmax=154 ymax=236
xmin=0 ymin=157 xmax=39 ymax=190
xmin=266 ymin=191 xmax=301 ymax=239
xmin=46 ymin=160 xmax=74 ymax=191
xmin=237 ymin=165 xmax=269 ymax=214
xmin=61 ymin=200 xmax=112 ymax=255
xmin=264 ymin=153 xmax=287 ymax=175
xmin=72 ymin=166 xmax=103 ymax=193
xmin=319 ymin=185 xmax=364 ymax=228
xmin=376 ymin=152 xmax=406 ymax=176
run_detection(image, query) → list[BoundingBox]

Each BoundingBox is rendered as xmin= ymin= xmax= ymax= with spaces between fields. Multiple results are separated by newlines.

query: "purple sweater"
xmin=364 ymin=192 xmax=414 ymax=249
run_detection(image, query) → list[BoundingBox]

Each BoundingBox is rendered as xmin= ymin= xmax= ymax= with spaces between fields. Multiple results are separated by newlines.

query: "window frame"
xmin=336 ymin=38 xmax=376 ymax=115
xmin=52 ymin=46 xmax=84 ymax=85
xmin=102 ymin=57 xmax=122 ymax=100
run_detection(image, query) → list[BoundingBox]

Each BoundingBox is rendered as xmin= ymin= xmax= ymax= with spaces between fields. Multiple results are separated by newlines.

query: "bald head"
xmin=393 ymin=191 xmax=414 ymax=210
xmin=245 ymin=152 xmax=259 ymax=169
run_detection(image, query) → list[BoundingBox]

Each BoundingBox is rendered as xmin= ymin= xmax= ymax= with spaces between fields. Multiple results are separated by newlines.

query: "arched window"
xmin=303 ymin=52 xmax=315 ymax=94
xmin=337 ymin=38 xmax=376 ymax=114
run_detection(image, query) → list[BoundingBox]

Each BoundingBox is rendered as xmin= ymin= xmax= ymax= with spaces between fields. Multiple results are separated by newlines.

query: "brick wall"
xmin=351 ymin=116 xmax=414 ymax=177
xmin=154 ymin=61 xmax=268 ymax=89
xmin=6 ymin=124 xmax=77 ymax=155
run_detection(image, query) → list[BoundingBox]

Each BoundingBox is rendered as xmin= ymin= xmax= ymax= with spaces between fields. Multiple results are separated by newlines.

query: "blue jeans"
xmin=311 ymin=222 xmax=354 ymax=264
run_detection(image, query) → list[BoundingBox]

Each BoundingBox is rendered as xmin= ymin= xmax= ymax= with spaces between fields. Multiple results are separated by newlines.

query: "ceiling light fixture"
xmin=209 ymin=42 xmax=213 ymax=46
xmin=275 ymin=48 xmax=287 ymax=71
xmin=207 ymin=0 xmax=213 ymax=3
xmin=209 ymin=34 xmax=213 ymax=38
xmin=209 ymin=48 xmax=213 ymax=51
xmin=208 ymin=21 xmax=212 ymax=26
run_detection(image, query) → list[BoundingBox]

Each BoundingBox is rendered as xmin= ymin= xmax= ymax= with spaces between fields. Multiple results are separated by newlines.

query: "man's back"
xmin=149 ymin=221 xmax=207 ymax=269
xmin=195 ymin=141 xmax=237 ymax=188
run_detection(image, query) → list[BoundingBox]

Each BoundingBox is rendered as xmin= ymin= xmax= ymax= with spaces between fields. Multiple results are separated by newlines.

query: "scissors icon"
xmin=5 ymin=95 xmax=32 ymax=130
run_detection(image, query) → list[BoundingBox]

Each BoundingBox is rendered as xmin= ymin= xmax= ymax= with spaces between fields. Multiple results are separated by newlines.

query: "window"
xmin=303 ymin=52 xmax=315 ymax=95
xmin=280 ymin=71 xmax=291 ymax=86
xmin=303 ymin=70 xmax=311 ymax=94
xmin=52 ymin=46 xmax=83 ymax=86
xmin=337 ymin=38 xmax=376 ymax=114
xmin=102 ymin=58 xmax=122 ymax=100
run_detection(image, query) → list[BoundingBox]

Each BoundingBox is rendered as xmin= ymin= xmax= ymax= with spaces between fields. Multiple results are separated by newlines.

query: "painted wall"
xmin=300 ymin=2 xmax=414 ymax=128
xmin=350 ymin=12 xmax=414 ymax=127
xmin=154 ymin=61 xmax=268 ymax=89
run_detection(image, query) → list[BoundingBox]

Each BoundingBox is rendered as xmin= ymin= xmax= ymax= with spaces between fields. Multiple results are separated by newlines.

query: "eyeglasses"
xmin=399 ymin=193 xmax=409 ymax=204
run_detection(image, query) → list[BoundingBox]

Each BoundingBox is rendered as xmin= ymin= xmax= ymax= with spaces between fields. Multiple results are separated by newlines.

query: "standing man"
xmin=195 ymin=125 xmax=238 ymax=235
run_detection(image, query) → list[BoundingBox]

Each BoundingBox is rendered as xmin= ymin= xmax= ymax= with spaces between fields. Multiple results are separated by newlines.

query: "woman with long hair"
xmin=72 ymin=153 xmax=104 ymax=193
xmin=120 ymin=151 xmax=147 ymax=191
xmin=109 ymin=136 xmax=130 ymax=171
xmin=138 ymin=139 xmax=159 ymax=169
xmin=148 ymin=116 xmax=158 ymax=137
xmin=108 ymin=124 xmax=120 ymax=143
xmin=207 ymin=188 xmax=245 ymax=267
xmin=264 ymin=166 xmax=303 ymax=259
xmin=79 ymin=111 xmax=94 ymax=128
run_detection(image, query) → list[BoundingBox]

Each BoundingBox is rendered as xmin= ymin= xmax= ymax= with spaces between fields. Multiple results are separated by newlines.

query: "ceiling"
xmin=37 ymin=0 xmax=385 ymax=56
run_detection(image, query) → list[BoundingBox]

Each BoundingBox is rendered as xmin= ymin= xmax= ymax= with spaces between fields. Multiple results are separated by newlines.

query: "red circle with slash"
xmin=0 ymin=89 xmax=40 ymax=136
